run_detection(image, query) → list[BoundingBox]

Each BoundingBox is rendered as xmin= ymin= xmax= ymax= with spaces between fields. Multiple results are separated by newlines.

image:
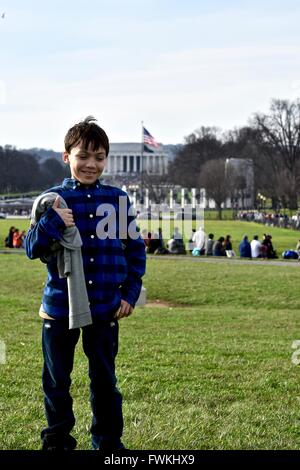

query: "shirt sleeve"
xmin=25 ymin=207 xmax=66 ymax=261
xmin=120 ymin=196 xmax=146 ymax=307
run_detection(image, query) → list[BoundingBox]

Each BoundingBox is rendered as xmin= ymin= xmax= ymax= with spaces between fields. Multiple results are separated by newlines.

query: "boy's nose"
xmin=85 ymin=159 xmax=97 ymax=168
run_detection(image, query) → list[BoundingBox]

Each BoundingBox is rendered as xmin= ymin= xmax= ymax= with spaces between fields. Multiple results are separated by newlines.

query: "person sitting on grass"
xmin=213 ymin=236 xmax=226 ymax=256
xmin=250 ymin=235 xmax=262 ymax=258
xmin=261 ymin=234 xmax=278 ymax=259
xmin=144 ymin=231 xmax=152 ymax=249
xmin=224 ymin=235 xmax=232 ymax=251
xmin=192 ymin=226 xmax=207 ymax=256
xmin=205 ymin=233 xmax=214 ymax=256
xmin=146 ymin=233 xmax=161 ymax=254
xmin=12 ymin=228 xmax=23 ymax=248
xmin=187 ymin=229 xmax=196 ymax=252
xmin=239 ymin=235 xmax=252 ymax=258
xmin=4 ymin=226 xmax=15 ymax=248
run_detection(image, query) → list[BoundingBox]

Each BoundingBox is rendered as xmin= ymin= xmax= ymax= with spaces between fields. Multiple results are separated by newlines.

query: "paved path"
xmin=1 ymin=249 xmax=299 ymax=267
xmin=148 ymin=254 xmax=300 ymax=267
xmin=0 ymin=249 xmax=26 ymax=255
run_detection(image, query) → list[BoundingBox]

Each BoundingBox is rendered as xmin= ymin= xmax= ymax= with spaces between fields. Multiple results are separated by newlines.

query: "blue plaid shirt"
xmin=25 ymin=178 xmax=146 ymax=321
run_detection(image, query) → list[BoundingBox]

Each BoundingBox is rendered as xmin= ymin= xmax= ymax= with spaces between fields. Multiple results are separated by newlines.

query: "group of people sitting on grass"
xmin=4 ymin=226 xmax=27 ymax=249
xmin=172 ymin=227 xmax=281 ymax=259
xmin=141 ymin=226 xmax=279 ymax=258
xmin=239 ymin=234 xmax=278 ymax=259
xmin=189 ymin=229 xmax=300 ymax=260
xmin=189 ymin=228 xmax=235 ymax=257
xmin=141 ymin=228 xmax=186 ymax=255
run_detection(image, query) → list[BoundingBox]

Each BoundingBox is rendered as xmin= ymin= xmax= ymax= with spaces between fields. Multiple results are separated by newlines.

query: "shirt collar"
xmin=62 ymin=178 xmax=101 ymax=190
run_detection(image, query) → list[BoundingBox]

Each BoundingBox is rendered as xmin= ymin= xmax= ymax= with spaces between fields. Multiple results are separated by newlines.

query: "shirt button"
xmin=90 ymin=235 xmax=95 ymax=239
xmin=89 ymin=214 xmax=94 ymax=218
xmin=90 ymin=258 xmax=94 ymax=262
xmin=87 ymin=194 xmax=91 ymax=198
xmin=88 ymin=280 xmax=93 ymax=285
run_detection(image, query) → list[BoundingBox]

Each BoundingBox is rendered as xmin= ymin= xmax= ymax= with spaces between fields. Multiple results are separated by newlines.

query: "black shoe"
xmin=92 ymin=434 xmax=126 ymax=451
xmin=93 ymin=439 xmax=126 ymax=451
xmin=42 ymin=433 xmax=77 ymax=451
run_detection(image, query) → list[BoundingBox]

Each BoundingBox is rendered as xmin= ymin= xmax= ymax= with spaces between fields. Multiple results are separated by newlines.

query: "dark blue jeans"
xmin=41 ymin=318 xmax=123 ymax=450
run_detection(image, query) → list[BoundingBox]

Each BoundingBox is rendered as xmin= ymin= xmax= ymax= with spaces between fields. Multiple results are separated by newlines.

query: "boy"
xmin=25 ymin=116 xmax=146 ymax=451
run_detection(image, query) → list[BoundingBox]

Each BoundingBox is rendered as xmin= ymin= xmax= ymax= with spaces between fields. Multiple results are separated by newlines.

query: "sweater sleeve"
xmin=120 ymin=197 xmax=146 ymax=307
xmin=25 ymin=207 xmax=66 ymax=260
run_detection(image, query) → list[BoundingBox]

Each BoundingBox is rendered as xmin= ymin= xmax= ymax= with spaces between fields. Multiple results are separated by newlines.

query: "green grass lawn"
xmin=1 ymin=249 xmax=300 ymax=450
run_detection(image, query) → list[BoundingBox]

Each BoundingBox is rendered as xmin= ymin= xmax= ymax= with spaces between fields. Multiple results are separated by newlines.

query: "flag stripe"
xmin=143 ymin=126 xmax=160 ymax=148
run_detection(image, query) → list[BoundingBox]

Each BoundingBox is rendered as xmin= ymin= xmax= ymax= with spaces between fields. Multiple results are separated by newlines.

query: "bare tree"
xmin=199 ymin=159 xmax=229 ymax=219
xmin=141 ymin=173 xmax=171 ymax=204
xmin=168 ymin=127 xmax=223 ymax=187
xmin=251 ymin=99 xmax=300 ymax=209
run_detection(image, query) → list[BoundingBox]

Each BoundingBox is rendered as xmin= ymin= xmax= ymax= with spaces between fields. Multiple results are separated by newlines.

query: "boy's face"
xmin=63 ymin=141 xmax=107 ymax=186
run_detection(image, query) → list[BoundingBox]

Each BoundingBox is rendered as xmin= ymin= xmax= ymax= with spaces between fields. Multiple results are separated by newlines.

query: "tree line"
xmin=0 ymin=146 xmax=69 ymax=194
xmin=1 ymin=98 xmax=300 ymax=211
xmin=169 ymin=98 xmax=300 ymax=212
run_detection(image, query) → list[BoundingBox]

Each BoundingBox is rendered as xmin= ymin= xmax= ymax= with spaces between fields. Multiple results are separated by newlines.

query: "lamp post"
xmin=129 ymin=184 xmax=138 ymax=209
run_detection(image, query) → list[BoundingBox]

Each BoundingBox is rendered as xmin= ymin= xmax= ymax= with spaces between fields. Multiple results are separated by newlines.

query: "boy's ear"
xmin=62 ymin=151 xmax=70 ymax=165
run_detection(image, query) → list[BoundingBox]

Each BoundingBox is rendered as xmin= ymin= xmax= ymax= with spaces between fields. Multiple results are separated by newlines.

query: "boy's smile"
xmin=63 ymin=141 xmax=107 ymax=186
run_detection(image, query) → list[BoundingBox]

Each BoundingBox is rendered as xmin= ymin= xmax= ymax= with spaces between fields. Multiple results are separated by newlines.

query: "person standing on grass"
xmin=25 ymin=116 xmax=146 ymax=451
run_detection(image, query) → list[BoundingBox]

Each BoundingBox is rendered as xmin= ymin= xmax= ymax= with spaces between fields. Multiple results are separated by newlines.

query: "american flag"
xmin=143 ymin=126 xmax=160 ymax=148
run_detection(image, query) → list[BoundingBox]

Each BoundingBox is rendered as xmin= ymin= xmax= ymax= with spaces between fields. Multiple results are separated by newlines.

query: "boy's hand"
xmin=52 ymin=196 xmax=75 ymax=227
xmin=114 ymin=300 xmax=133 ymax=320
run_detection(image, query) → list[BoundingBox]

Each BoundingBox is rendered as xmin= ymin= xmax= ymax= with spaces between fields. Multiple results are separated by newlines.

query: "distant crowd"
xmin=237 ymin=210 xmax=300 ymax=230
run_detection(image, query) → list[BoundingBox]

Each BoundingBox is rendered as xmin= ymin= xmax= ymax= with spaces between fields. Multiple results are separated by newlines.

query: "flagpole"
xmin=141 ymin=120 xmax=144 ymax=205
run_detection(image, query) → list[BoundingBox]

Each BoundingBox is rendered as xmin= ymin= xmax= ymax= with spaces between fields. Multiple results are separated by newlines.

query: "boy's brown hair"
xmin=64 ymin=116 xmax=109 ymax=156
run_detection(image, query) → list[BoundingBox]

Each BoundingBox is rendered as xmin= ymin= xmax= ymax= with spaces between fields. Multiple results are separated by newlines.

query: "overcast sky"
xmin=0 ymin=0 xmax=300 ymax=150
